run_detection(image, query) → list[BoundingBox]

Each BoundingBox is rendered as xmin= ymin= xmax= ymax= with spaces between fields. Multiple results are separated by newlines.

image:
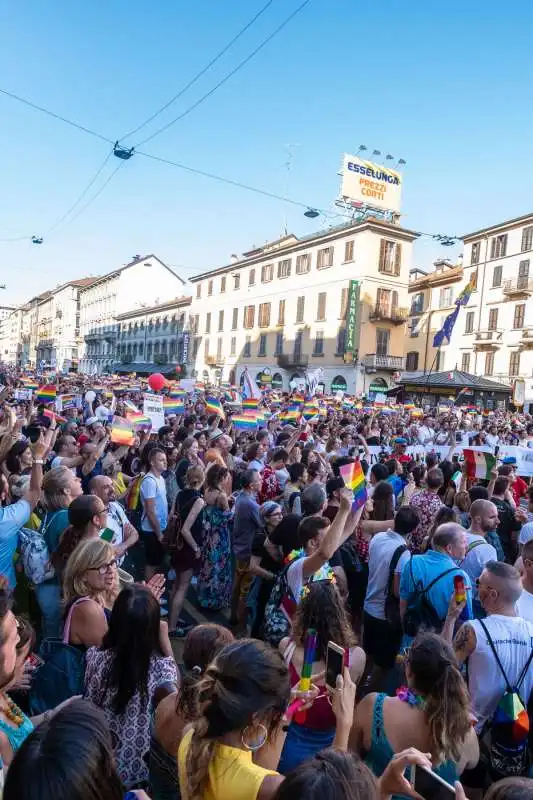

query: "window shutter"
xmin=340 ymin=288 xmax=348 ymax=319
xmin=379 ymin=239 xmax=386 ymax=271
xmin=392 ymin=290 xmax=399 ymax=310
xmin=394 ymin=243 xmax=402 ymax=275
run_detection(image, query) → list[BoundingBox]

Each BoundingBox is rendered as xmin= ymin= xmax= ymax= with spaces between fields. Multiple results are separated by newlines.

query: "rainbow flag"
xmin=22 ymin=379 xmax=38 ymax=391
xmin=232 ymin=415 xmax=257 ymax=431
xmin=169 ymin=388 xmax=186 ymax=398
xmin=243 ymin=398 xmax=259 ymax=410
xmin=58 ymin=393 xmax=77 ymax=410
xmin=126 ymin=411 xmax=152 ymax=430
xmin=163 ymin=397 xmax=184 ymax=415
xmin=36 ymin=385 xmax=57 ymax=402
xmin=110 ymin=417 xmax=135 ymax=446
xmin=292 ymin=392 xmax=305 ymax=406
xmin=123 ymin=400 xmax=139 ymax=414
xmin=339 ymin=460 xmax=367 ymax=511
xmin=43 ymin=409 xmax=67 ymax=425
xmin=206 ymin=395 xmax=225 ymax=419
xmin=302 ymin=401 xmax=319 ymax=421
xmin=403 ymin=402 xmax=415 ymax=411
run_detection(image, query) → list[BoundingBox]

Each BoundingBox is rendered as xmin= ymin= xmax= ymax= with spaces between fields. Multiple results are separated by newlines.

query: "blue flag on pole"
xmin=433 ymin=305 xmax=460 ymax=348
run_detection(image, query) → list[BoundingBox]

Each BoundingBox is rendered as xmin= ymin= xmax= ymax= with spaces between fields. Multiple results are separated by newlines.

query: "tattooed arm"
xmin=451 ymin=622 xmax=477 ymax=666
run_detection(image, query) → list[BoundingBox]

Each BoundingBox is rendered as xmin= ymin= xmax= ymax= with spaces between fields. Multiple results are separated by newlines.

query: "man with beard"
xmin=462 ymin=499 xmax=499 ymax=617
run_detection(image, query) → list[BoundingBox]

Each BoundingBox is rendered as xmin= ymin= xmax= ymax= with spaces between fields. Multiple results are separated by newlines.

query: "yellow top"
xmin=178 ymin=728 xmax=278 ymax=800
xmin=112 ymin=472 xmax=127 ymax=497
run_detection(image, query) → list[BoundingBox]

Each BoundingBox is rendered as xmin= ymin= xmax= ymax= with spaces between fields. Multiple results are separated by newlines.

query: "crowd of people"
xmin=0 ymin=368 xmax=533 ymax=799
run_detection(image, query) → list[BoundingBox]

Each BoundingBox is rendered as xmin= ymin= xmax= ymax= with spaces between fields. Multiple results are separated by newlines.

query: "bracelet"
xmin=33 ymin=459 xmax=44 ymax=465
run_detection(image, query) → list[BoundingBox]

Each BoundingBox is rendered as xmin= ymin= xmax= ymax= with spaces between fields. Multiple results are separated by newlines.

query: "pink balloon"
xmin=148 ymin=373 xmax=166 ymax=392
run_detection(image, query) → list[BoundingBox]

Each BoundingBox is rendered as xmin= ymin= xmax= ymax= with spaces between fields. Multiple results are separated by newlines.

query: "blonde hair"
xmin=186 ymin=465 xmax=205 ymax=490
xmin=42 ymin=466 xmax=74 ymax=511
xmin=63 ymin=538 xmax=114 ymax=606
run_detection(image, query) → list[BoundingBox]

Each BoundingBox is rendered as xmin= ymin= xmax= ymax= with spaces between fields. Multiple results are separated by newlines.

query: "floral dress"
xmin=84 ymin=647 xmax=178 ymax=788
xmin=197 ymin=503 xmax=233 ymax=610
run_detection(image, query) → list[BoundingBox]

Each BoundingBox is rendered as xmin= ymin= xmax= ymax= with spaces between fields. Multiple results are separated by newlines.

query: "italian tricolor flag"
xmin=463 ymin=449 xmax=496 ymax=480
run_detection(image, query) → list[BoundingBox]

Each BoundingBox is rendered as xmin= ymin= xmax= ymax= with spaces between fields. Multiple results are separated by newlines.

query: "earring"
xmin=241 ymin=723 xmax=268 ymax=752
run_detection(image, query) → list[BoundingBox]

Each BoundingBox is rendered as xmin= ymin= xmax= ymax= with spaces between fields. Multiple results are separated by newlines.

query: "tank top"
xmin=468 ymin=614 xmax=533 ymax=732
xmin=0 ymin=697 xmax=34 ymax=756
xmin=178 ymin=728 xmax=277 ymax=800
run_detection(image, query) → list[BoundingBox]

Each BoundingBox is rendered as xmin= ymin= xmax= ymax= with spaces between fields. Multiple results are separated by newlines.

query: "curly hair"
xmin=186 ymin=639 xmax=290 ymax=800
xmin=176 ymin=624 xmax=234 ymax=720
xmin=408 ymin=632 xmax=472 ymax=764
xmin=292 ymin=580 xmax=356 ymax=662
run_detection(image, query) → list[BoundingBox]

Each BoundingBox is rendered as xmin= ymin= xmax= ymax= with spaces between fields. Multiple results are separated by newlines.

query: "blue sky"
xmin=1 ymin=0 xmax=532 ymax=304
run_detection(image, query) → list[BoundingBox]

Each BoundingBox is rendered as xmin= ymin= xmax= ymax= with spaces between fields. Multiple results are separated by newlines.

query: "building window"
xmin=471 ymin=242 xmax=481 ymax=265
xmin=522 ymin=226 xmax=533 ymax=253
xmin=340 ymin=287 xmax=349 ymax=319
xmin=204 ymin=338 xmax=210 ymax=358
xmin=317 ymin=246 xmax=334 ymax=270
xmin=277 ymin=259 xmax=292 ymax=279
xmin=217 ymin=337 xmax=223 ymax=359
xmin=488 ymin=308 xmax=499 ymax=330
xmin=336 ymin=326 xmax=346 ymax=355
xmin=208 ymin=280 xmax=213 ymax=296
xmin=406 ymin=351 xmax=419 ymax=371
xmin=258 ymin=333 xmax=267 ymax=357
xmin=410 ymin=320 xmax=419 ymax=338
xmin=410 ymin=292 xmax=424 ymax=315
xmin=316 ymin=292 xmax=327 ymax=322
xmin=231 ymin=308 xmax=238 ymax=330
xmin=465 ymin=311 xmax=475 ymax=333
xmin=379 ymin=240 xmax=401 ymax=275
xmin=461 ymin=352 xmax=471 ymax=372
xmin=518 ymin=259 xmax=530 ymax=289
xmin=274 ymin=332 xmax=284 ymax=355
xmin=243 ymin=305 xmax=255 ymax=329
xmin=218 ymin=310 xmax=224 ymax=332
xmin=249 ymin=269 xmax=256 ymax=286
xmin=278 ymin=299 xmax=285 ymax=326
xmin=510 ymin=351 xmax=521 ymax=376
xmin=221 ymin=276 xmax=226 ymax=293
xmin=294 ymin=330 xmax=303 ymax=358
xmin=492 ymin=265 xmax=502 ymax=288
xmin=296 ymin=254 xmax=311 ymax=274
xmin=205 ymin=313 xmax=211 ymax=334
xmin=261 ymin=264 xmax=274 ymax=283
xmin=234 ymin=274 xmax=240 ymax=290
xmin=258 ymin=302 xmax=271 ymax=328
xmin=296 ymin=296 xmax=305 ymax=324
xmin=490 ymin=234 xmax=508 ymax=259
xmin=230 ymin=336 xmax=236 ymax=356
xmin=196 ymin=284 xmax=201 ymax=299
xmin=244 ymin=336 xmax=251 ymax=358
xmin=376 ymin=328 xmax=390 ymax=356
xmin=514 ymin=303 xmax=525 ymax=329
xmin=313 ymin=330 xmax=324 ymax=356
xmin=485 ymin=352 xmax=494 ymax=376
xmin=439 ymin=287 xmax=453 ymax=308
xmin=344 ymin=240 xmax=354 ymax=262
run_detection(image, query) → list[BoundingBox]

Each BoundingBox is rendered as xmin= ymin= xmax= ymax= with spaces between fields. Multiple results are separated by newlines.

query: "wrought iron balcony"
xmin=363 ymin=354 xmax=404 ymax=370
xmin=503 ymin=277 xmax=533 ymax=296
xmin=369 ymin=306 xmax=409 ymax=324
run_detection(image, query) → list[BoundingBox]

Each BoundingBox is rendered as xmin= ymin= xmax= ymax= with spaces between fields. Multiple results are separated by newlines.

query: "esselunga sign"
xmin=340 ymin=154 xmax=402 ymax=213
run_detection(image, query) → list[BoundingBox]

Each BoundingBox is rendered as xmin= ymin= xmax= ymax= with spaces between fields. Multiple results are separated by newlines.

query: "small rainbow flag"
xmin=43 ymin=409 xmax=67 ymax=425
xmin=126 ymin=411 xmax=152 ymax=430
xmin=110 ymin=417 xmax=135 ymax=446
xmin=22 ymin=380 xmax=38 ymax=391
xmin=339 ymin=460 xmax=367 ymax=511
xmin=243 ymin=398 xmax=259 ymax=410
xmin=163 ymin=397 xmax=184 ymax=415
xmin=232 ymin=415 xmax=257 ymax=431
xmin=292 ymin=392 xmax=305 ymax=406
xmin=302 ymin=401 xmax=319 ymax=421
xmin=206 ymin=395 xmax=225 ymax=419
xmin=403 ymin=402 xmax=415 ymax=411
xmin=36 ymin=385 xmax=57 ymax=403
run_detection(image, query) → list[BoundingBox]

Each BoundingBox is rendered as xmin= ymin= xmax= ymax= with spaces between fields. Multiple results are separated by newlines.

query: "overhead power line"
xmin=133 ymin=0 xmax=313 ymax=148
xmin=47 ymin=150 xmax=114 ymax=233
xmin=0 ymin=86 xmax=114 ymax=145
xmin=50 ymin=160 xmax=125 ymax=231
xmin=119 ymin=0 xmax=276 ymax=142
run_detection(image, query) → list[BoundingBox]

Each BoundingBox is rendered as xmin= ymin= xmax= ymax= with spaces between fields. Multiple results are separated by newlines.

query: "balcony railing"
xmin=277 ymin=353 xmax=309 ymax=369
xmin=369 ymin=306 xmax=409 ymax=324
xmin=503 ymin=277 xmax=533 ymax=295
xmin=474 ymin=329 xmax=503 ymax=342
xmin=206 ymin=355 xmax=225 ymax=366
xmin=362 ymin=354 xmax=404 ymax=370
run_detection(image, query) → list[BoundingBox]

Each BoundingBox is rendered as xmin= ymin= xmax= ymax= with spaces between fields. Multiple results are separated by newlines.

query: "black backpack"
xmin=402 ymin=558 xmax=458 ymax=637
xmin=384 ymin=544 xmax=407 ymax=632
xmin=479 ymin=619 xmax=533 ymax=779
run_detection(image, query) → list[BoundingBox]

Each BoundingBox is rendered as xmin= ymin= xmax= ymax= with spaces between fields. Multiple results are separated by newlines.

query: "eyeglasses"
xmin=91 ymin=559 xmax=117 ymax=575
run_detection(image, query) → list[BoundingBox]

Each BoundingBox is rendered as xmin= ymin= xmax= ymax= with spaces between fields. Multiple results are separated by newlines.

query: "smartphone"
xmin=100 ymin=528 xmax=114 ymax=543
xmin=325 ymin=641 xmax=345 ymax=692
xmin=453 ymin=575 xmax=466 ymax=604
xmin=410 ymin=765 xmax=455 ymax=800
xmin=24 ymin=425 xmax=42 ymax=444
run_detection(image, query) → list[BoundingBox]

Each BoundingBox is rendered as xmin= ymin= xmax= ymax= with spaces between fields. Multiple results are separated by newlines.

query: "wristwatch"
xmin=33 ymin=459 xmax=44 ymax=465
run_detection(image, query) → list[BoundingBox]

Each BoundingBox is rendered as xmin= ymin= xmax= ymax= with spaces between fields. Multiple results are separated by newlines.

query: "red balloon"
xmin=148 ymin=373 xmax=166 ymax=391
xmin=175 ymin=365 xmax=181 ymax=374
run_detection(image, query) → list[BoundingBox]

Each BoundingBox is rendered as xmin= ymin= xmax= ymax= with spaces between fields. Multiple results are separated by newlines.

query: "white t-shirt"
xmin=106 ymin=501 xmax=130 ymax=565
xmin=462 ymin=532 xmax=498 ymax=601
xmin=517 ymin=588 xmax=533 ymax=623
xmin=519 ymin=523 xmax=533 ymax=546
xmin=364 ymin=530 xmax=411 ymax=620
xmin=468 ymin=615 xmax=533 ymax=731
xmin=485 ymin=433 xmax=500 ymax=448
xmin=286 ymin=556 xmax=332 ymax=605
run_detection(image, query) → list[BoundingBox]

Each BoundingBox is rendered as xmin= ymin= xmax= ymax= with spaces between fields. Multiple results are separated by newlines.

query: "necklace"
xmin=396 ymin=686 xmax=426 ymax=709
xmin=0 ymin=694 xmax=25 ymax=727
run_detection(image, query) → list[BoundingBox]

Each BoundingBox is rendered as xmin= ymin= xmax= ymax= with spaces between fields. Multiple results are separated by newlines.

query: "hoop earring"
xmin=241 ymin=723 xmax=268 ymax=752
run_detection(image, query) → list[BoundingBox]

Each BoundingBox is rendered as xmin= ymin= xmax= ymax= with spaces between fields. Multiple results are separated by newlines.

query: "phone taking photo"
xmin=410 ymin=765 xmax=455 ymax=800
xmin=325 ymin=641 xmax=346 ymax=692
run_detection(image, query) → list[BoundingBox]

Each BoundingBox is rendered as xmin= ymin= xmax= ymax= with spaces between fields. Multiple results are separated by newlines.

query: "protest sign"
xmin=143 ymin=394 xmax=165 ymax=432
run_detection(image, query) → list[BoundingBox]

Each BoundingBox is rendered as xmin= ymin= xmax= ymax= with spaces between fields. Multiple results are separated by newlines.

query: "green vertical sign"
xmin=344 ymin=280 xmax=360 ymax=360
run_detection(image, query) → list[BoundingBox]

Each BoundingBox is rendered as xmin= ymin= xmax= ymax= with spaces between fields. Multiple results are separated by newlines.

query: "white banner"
xmin=362 ymin=444 xmax=533 ymax=476
xmin=143 ymin=394 xmax=165 ymax=432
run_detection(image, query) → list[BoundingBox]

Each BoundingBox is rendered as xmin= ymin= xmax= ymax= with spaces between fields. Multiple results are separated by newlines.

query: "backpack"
xmin=384 ymin=544 xmax=407 ymax=632
xmin=18 ymin=527 xmax=55 ymax=585
xmin=263 ymin=560 xmax=299 ymax=647
xmin=402 ymin=559 xmax=458 ymax=637
xmin=29 ymin=598 xmax=88 ymax=714
xmin=287 ymin=491 xmax=300 ymax=513
xmin=479 ymin=619 xmax=533 ymax=778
